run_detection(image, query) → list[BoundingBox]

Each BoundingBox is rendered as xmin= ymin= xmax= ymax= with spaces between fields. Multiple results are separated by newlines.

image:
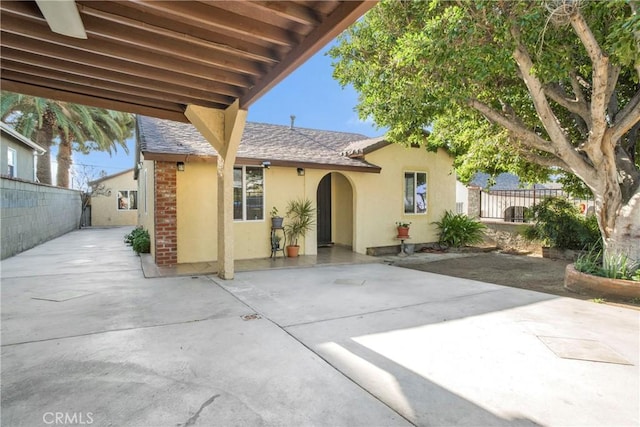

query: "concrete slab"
xmin=227 ymin=265 xmax=639 ymax=427
xmin=2 ymin=316 xmax=407 ymax=427
xmin=1 ymin=227 xmax=409 ymax=426
xmin=2 ymin=227 xmax=639 ymax=427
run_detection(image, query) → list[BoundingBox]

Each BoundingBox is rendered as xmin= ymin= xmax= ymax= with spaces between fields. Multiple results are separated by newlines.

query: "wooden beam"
xmin=1 ymin=79 xmax=189 ymax=122
xmin=1 ymin=59 xmax=226 ymax=109
xmin=125 ymin=0 xmax=299 ymax=47
xmin=240 ymin=1 xmax=378 ymax=107
xmin=1 ymin=70 xmax=192 ymax=113
xmin=79 ymin=1 xmax=283 ymax=62
xmin=1 ymin=47 xmax=234 ymax=105
xmin=252 ymin=2 xmax=322 ymax=26
xmin=0 ymin=13 xmax=253 ymax=88
xmin=0 ymin=32 xmax=244 ymax=98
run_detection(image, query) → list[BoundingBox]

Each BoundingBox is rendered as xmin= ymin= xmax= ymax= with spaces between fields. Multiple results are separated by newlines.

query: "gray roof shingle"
xmin=137 ymin=116 xmax=383 ymax=171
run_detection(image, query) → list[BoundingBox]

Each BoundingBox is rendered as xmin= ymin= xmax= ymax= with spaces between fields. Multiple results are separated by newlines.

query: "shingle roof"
xmin=137 ymin=116 xmax=383 ymax=172
xmin=340 ymin=137 xmax=389 ymax=157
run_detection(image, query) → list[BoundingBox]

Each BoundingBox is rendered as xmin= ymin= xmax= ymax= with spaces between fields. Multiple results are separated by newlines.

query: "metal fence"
xmin=479 ymin=188 xmax=594 ymax=222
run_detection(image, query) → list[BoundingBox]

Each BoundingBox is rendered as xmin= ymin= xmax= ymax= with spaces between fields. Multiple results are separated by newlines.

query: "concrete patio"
xmin=1 ymin=227 xmax=638 ymax=426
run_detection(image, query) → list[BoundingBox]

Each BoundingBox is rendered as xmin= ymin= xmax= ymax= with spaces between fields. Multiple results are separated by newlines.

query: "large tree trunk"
xmin=35 ymin=128 xmax=53 ymax=185
xmin=604 ymin=188 xmax=640 ymax=265
xmin=56 ymin=136 xmax=72 ymax=188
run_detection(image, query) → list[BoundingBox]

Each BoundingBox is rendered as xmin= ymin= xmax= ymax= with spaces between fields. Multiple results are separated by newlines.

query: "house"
xmin=0 ymin=122 xmax=46 ymax=182
xmin=135 ymin=116 xmax=456 ymax=266
xmin=89 ymin=169 xmax=138 ymax=227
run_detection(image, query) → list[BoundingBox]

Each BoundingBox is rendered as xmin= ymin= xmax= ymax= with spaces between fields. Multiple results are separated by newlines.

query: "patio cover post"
xmin=185 ymin=101 xmax=247 ymax=279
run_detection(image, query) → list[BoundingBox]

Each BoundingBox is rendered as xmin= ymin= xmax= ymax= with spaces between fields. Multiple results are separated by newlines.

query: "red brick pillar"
xmin=155 ymin=161 xmax=177 ymax=266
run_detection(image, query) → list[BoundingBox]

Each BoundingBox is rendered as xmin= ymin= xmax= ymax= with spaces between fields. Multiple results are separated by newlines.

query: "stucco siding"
xmin=91 ymin=170 xmax=138 ymax=227
xmin=137 ymin=159 xmax=156 ymax=257
xmin=353 ymin=145 xmax=456 ymax=253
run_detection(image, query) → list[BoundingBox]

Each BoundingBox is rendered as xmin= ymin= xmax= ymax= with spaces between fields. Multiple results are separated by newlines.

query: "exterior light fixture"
xmin=262 ymin=161 xmax=271 ymax=169
xmin=177 ymin=162 xmax=185 ymax=171
xmin=297 ymin=168 xmax=305 ymax=176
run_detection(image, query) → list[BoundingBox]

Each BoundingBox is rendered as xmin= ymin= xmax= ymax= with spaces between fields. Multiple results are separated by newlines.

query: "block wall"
xmin=1 ymin=177 xmax=81 ymax=259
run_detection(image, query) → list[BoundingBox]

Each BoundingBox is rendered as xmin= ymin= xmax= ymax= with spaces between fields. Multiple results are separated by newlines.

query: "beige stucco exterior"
xmin=137 ymin=159 xmax=155 ymax=257
xmin=90 ymin=169 xmax=138 ymax=227
xmin=164 ymin=143 xmax=455 ymax=263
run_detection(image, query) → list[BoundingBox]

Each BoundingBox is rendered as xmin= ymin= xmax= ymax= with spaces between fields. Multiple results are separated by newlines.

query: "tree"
xmin=1 ymin=92 xmax=133 ymax=187
xmin=330 ymin=0 xmax=640 ymax=263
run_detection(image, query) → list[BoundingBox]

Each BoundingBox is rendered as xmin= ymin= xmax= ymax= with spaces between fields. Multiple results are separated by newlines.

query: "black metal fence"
xmin=479 ymin=188 xmax=594 ymax=222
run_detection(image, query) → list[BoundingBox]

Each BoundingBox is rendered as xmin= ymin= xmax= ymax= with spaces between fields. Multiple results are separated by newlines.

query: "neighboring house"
xmin=135 ymin=116 xmax=456 ymax=266
xmin=89 ymin=169 xmax=138 ymax=227
xmin=0 ymin=122 xmax=46 ymax=181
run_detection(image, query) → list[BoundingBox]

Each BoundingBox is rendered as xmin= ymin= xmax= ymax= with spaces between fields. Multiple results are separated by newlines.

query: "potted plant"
xmin=284 ymin=198 xmax=315 ymax=257
xmin=396 ymin=221 xmax=411 ymax=238
xmin=270 ymin=206 xmax=284 ymax=228
xmin=271 ymin=234 xmax=282 ymax=250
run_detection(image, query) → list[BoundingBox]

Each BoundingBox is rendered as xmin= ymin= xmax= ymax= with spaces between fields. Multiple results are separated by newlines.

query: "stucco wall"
xmin=348 ymin=144 xmax=456 ymax=254
xmin=1 ymin=133 xmax=37 ymax=181
xmin=91 ymin=170 xmax=138 ymax=226
xmin=1 ymin=177 xmax=81 ymax=259
xmin=170 ymin=144 xmax=455 ymax=263
xmin=137 ymin=159 xmax=155 ymax=258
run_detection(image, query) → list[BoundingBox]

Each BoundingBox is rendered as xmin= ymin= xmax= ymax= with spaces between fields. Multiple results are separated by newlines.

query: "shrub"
xmin=524 ymin=197 xmax=601 ymax=250
xmin=125 ymin=226 xmax=146 ymax=246
xmin=574 ymin=244 xmax=639 ymax=281
xmin=126 ymin=226 xmax=151 ymax=254
xmin=433 ymin=211 xmax=486 ymax=247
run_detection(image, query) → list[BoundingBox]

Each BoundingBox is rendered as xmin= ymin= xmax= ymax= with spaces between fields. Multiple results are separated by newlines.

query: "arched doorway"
xmin=316 ymin=172 xmax=354 ymax=248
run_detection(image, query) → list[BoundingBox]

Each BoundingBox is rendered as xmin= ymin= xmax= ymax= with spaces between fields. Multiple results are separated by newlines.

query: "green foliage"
xmin=524 ymin=197 xmax=601 ymax=250
xmin=269 ymin=206 xmax=280 ymax=218
xmin=433 ymin=211 xmax=486 ymax=248
xmin=575 ymin=246 xmax=640 ymax=281
xmin=125 ymin=227 xmax=150 ymax=254
xmin=396 ymin=221 xmax=411 ymax=228
xmin=330 ymin=0 xmax=639 ymax=252
xmin=284 ymin=198 xmax=315 ymax=246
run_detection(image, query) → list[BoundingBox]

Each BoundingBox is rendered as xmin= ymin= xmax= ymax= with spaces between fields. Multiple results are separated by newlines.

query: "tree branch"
xmin=611 ymin=89 xmax=640 ymax=141
xmin=570 ymin=10 xmax=617 ymax=157
xmin=543 ymin=82 xmax=591 ymax=127
xmin=467 ymin=98 xmax=555 ymax=154
xmin=517 ymin=149 xmax=571 ymax=171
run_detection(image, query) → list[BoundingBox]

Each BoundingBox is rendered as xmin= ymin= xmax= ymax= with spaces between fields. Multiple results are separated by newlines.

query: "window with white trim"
xmin=234 ymin=166 xmax=264 ymax=221
xmin=7 ymin=148 xmax=16 ymax=177
xmin=404 ymin=172 xmax=427 ymax=214
xmin=117 ymin=190 xmax=138 ymax=210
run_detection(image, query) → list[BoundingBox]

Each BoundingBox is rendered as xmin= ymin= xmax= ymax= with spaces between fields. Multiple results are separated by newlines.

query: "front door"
xmin=317 ymin=174 xmax=332 ymax=246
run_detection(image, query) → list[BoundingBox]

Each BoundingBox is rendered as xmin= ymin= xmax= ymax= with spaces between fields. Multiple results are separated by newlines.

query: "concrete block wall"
xmin=1 ymin=177 xmax=81 ymax=259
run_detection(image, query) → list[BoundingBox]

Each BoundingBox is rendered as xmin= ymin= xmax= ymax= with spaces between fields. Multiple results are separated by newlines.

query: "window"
xmin=404 ymin=172 xmax=427 ymax=214
xmin=7 ymin=148 xmax=16 ymax=177
xmin=117 ymin=190 xmax=138 ymax=210
xmin=234 ymin=166 xmax=264 ymax=221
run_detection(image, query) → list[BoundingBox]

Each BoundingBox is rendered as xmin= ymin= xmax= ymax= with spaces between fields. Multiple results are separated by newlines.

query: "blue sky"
xmin=64 ymin=43 xmax=382 ymax=185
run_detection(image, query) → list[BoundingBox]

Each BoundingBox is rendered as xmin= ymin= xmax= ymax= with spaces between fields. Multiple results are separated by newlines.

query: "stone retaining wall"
xmin=1 ymin=177 xmax=81 ymax=259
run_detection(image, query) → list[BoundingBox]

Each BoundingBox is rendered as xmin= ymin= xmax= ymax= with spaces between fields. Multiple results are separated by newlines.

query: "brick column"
xmin=154 ymin=161 xmax=177 ymax=266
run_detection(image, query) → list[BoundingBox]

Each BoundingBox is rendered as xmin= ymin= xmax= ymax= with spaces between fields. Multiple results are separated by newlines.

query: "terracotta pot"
xmin=397 ymin=226 xmax=410 ymax=238
xmin=286 ymin=245 xmax=300 ymax=257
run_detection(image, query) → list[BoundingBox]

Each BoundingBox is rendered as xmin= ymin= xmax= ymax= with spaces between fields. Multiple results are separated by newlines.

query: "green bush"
xmin=524 ymin=197 xmax=601 ymax=250
xmin=125 ymin=226 xmax=146 ymax=246
xmin=433 ymin=211 xmax=486 ymax=247
xmin=126 ymin=227 xmax=150 ymax=254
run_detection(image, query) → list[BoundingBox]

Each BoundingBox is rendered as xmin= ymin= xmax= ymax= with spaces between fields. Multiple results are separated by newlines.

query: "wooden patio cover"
xmin=0 ymin=1 xmax=376 ymax=122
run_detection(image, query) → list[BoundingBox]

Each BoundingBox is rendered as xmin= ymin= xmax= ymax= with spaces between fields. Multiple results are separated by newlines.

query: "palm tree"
xmin=1 ymin=92 xmax=133 ymax=186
